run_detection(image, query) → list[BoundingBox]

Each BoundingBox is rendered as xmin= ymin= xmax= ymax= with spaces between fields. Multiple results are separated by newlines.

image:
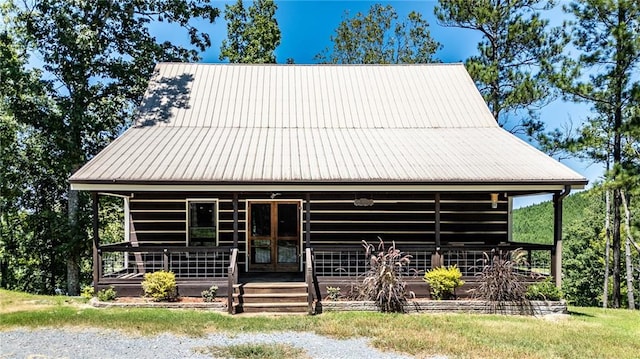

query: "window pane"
xmin=277 ymin=203 xmax=298 ymax=237
xmin=251 ymin=203 xmax=271 ymax=236
xmin=189 ymin=202 xmax=216 ymax=243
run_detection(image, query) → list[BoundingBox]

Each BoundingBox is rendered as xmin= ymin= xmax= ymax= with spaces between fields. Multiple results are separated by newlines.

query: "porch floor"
xmin=238 ymin=272 xmax=305 ymax=283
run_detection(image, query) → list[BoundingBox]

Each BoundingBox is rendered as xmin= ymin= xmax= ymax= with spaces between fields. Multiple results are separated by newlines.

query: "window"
xmin=188 ymin=200 xmax=217 ymax=246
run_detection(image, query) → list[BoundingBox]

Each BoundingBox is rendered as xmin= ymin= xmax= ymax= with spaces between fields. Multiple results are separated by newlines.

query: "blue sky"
xmin=157 ymin=0 xmax=599 ymax=205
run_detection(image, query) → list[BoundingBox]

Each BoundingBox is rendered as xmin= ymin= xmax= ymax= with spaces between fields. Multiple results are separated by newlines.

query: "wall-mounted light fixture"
xmin=490 ymin=193 xmax=499 ymax=209
xmin=354 ymin=198 xmax=374 ymax=207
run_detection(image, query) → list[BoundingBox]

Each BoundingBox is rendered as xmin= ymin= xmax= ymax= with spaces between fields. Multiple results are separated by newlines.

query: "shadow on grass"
xmin=567 ymin=310 xmax=595 ymax=317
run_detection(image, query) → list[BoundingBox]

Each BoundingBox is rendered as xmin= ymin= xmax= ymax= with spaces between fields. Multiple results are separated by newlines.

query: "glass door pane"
xmin=277 ymin=203 xmax=299 ymax=265
xmin=252 ymin=239 xmax=271 ymax=264
xmin=250 ymin=203 xmax=271 ymax=236
xmin=277 ymin=203 xmax=297 ymax=237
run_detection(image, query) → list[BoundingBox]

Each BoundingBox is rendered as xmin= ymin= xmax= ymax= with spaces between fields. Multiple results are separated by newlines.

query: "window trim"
xmin=186 ymin=198 xmax=219 ymax=246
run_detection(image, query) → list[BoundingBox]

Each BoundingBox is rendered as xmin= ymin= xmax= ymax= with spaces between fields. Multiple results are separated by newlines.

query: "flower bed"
xmin=318 ymin=299 xmax=567 ymax=316
xmin=89 ymin=297 xmax=227 ymax=311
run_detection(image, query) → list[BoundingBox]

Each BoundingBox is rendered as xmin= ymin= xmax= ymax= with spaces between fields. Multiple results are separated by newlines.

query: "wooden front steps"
xmin=232 ymin=282 xmax=311 ymax=314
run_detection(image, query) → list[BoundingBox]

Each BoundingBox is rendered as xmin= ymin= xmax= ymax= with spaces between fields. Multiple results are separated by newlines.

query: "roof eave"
xmin=69 ymin=179 xmax=588 ymax=192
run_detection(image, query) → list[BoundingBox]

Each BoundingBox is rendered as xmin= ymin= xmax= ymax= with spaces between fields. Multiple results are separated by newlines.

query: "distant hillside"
xmin=512 ymin=188 xmax=603 ymax=245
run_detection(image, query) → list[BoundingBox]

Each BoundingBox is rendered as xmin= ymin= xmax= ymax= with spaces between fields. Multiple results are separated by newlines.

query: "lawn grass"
xmin=194 ymin=343 xmax=310 ymax=359
xmin=1 ymin=289 xmax=639 ymax=359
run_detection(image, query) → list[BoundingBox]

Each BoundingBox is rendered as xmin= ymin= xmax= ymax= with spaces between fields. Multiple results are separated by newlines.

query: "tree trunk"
xmin=621 ymin=190 xmax=636 ymax=309
xmin=603 ymin=189 xmax=611 ymax=308
xmin=612 ymin=188 xmax=622 ymax=308
xmin=67 ymin=187 xmax=81 ymax=296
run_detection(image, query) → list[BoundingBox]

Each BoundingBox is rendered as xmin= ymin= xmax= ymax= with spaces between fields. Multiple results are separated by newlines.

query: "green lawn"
xmin=1 ymin=289 xmax=639 ymax=359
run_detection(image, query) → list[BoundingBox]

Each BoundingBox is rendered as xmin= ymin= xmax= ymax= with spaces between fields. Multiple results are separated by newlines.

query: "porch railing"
xmin=312 ymin=244 xmax=552 ymax=278
xmin=305 ymin=248 xmax=316 ymax=314
xmin=227 ymin=248 xmax=238 ymax=314
xmin=98 ymin=243 xmax=233 ymax=281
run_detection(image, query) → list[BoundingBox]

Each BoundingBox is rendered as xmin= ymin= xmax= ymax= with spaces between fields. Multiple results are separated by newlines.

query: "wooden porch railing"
xmin=305 ymin=247 xmax=316 ymax=314
xmin=227 ymin=248 xmax=239 ymax=314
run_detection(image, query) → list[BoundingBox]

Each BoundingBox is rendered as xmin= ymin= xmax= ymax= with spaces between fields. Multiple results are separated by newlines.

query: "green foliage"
xmin=80 ymin=285 xmax=94 ymax=299
xmin=316 ymin=4 xmax=440 ymax=64
xmin=512 ymin=189 xmax=598 ymax=245
xmin=1 ymin=0 xmax=220 ymax=295
xmin=353 ymin=239 xmax=412 ymax=313
xmin=424 ymin=265 xmax=464 ymax=300
xmin=141 ymin=271 xmax=178 ymax=302
xmin=474 ymin=249 xmax=528 ymax=306
xmin=325 ymin=286 xmax=341 ymax=301
xmin=220 ymin=0 xmax=280 ymax=63
xmin=512 ymin=186 xmax=638 ymax=307
xmin=562 ymin=189 xmax=608 ymax=306
xmin=97 ymin=286 xmax=117 ymax=301
xmin=435 ymin=0 xmax=562 ymax=132
xmin=543 ymin=0 xmax=640 ymax=309
xmin=201 ymin=285 xmax=218 ymax=302
xmin=195 ymin=343 xmax=307 ymax=359
xmin=526 ymin=278 xmax=562 ymax=301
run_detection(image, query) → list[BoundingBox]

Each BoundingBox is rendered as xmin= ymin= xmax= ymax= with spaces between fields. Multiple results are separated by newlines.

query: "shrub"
xmin=424 ymin=265 xmax=464 ymax=300
xmin=326 ymin=286 xmax=341 ymax=301
xmin=354 ymin=239 xmax=413 ymax=313
xmin=97 ymin=286 xmax=117 ymax=301
xmin=526 ymin=277 xmax=562 ymax=301
xmin=141 ymin=271 xmax=178 ymax=301
xmin=201 ymin=285 xmax=218 ymax=302
xmin=81 ymin=285 xmax=95 ymax=299
xmin=473 ymin=249 xmax=528 ymax=306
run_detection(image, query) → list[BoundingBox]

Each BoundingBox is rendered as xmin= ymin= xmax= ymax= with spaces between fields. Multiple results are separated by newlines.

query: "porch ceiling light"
xmin=490 ymin=193 xmax=499 ymax=209
xmin=354 ymin=198 xmax=374 ymax=207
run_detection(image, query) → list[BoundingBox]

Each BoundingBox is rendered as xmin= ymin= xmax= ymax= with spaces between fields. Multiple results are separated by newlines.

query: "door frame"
xmin=245 ymin=199 xmax=303 ymax=272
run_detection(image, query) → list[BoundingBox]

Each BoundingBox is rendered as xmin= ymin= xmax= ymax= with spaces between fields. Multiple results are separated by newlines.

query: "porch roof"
xmin=70 ymin=63 xmax=587 ymax=189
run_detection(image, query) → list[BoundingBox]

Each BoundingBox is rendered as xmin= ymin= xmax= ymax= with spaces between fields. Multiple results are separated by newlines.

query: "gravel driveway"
xmin=0 ymin=328 xmax=436 ymax=359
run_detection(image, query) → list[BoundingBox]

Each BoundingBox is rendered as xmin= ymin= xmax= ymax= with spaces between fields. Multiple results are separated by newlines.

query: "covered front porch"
xmin=90 ymin=188 xmax=567 ymax=313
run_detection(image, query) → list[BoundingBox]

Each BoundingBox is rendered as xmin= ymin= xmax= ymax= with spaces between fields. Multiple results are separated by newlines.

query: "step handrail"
xmin=305 ymin=247 xmax=315 ymax=314
xmin=227 ymin=248 xmax=239 ymax=314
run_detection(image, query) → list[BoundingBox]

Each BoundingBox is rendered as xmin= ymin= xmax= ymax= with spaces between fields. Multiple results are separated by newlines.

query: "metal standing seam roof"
xmin=69 ymin=63 xmax=587 ymax=186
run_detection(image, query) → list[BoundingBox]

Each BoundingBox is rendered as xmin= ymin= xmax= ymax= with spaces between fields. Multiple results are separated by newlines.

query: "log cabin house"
xmin=69 ymin=63 xmax=586 ymax=313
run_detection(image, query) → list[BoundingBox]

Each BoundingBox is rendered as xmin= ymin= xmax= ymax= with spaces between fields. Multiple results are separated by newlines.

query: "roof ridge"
xmin=154 ymin=62 xmax=465 ymax=67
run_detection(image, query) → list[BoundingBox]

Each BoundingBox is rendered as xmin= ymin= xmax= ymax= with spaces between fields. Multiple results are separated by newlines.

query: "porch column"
xmin=305 ymin=193 xmax=311 ymax=248
xmin=91 ymin=192 xmax=99 ymax=291
xmin=432 ymin=193 xmax=443 ymax=268
xmin=232 ymin=192 xmax=239 ymax=248
xmin=551 ymin=186 xmax=571 ymax=288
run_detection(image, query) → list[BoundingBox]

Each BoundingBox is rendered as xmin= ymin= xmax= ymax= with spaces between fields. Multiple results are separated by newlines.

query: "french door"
xmin=247 ymin=201 xmax=300 ymax=272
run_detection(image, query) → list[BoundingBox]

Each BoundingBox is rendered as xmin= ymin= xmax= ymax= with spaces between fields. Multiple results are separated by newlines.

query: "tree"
xmin=316 ymin=4 xmax=441 ymax=64
xmin=7 ymin=0 xmax=219 ymax=295
xmin=219 ymin=0 xmax=280 ymax=63
xmin=549 ymin=0 xmax=639 ymax=309
xmin=434 ymin=0 xmax=562 ymax=133
xmin=0 ymin=26 xmax=68 ymax=293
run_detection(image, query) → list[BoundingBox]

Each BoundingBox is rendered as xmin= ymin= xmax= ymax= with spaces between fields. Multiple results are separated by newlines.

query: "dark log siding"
xmin=120 ymin=191 xmax=509 ymax=270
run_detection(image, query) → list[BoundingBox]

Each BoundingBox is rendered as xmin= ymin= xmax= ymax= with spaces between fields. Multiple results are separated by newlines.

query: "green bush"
xmin=526 ymin=278 xmax=562 ymax=301
xmin=81 ymin=285 xmax=95 ymax=299
xmin=97 ymin=286 xmax=117 ymax=301
xmin=424 ymin=265 xmax=464 ymax=300
xmin=141 ymin=271 xmax=178 ymax=301
xmin=201 ymin=285 xmax=218 ymax=302
xmin=326 ymin=286 xmax=341 ymax=301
